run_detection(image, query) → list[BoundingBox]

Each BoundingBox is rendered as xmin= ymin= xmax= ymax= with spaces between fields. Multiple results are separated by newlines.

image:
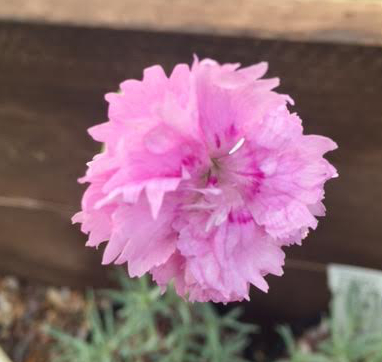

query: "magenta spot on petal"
xmin=182 ymin=155 xmax=197 ymax=167
xmin=163 ymin=171 xmax=181 ymax=178
xmin=214 ymin=134 xmax=221 ymax=148
xmin=208 ymin=176 xmax=218 ymax=186
xmin=228 ymin=124 xmax=237 ymax=137
xmin=255 ymin=170 xmax=265 ymax=179
xmin=250 ymin=180 xmax=261 ymax=195
xmin=235 ymin=210 xmax=252 ymax=224
xmin=229 ymin=210 xmax=252 ymax=224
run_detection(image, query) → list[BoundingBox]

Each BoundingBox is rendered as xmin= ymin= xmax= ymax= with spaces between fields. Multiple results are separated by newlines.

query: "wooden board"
xmin=1 ymin=0 xmax=382 ymax=46
xmin=1 ymin=20 xmax=382 ymax=320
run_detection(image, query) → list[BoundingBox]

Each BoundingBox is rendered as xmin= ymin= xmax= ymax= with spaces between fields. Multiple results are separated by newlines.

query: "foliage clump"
xmin=47 ymin=270 xmax=256 ymax=362
xmin=277 ymin=281 xmax=382 ymax=362
xmin=48 ymin=271 xmax=382 ymax=362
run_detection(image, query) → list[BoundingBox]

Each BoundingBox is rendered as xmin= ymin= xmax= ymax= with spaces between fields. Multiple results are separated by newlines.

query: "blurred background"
xmin=0 ymin=0 xmax=382 ymax=361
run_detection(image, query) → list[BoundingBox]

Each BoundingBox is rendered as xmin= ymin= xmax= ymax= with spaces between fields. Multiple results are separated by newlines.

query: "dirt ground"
xmin=0 ymin=275 xmax=89 ymax=362
xmin=0 ymin=273 xmax=328 ymax=362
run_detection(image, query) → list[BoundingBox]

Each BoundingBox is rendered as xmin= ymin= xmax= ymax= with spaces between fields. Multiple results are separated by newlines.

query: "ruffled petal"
xmin=175 ymin=208 xmax=285 ymax=302
xmin=74 ymin=57 xmax=337 ymax=303
xmin=102 ymin=196 xmax=177 ymax=277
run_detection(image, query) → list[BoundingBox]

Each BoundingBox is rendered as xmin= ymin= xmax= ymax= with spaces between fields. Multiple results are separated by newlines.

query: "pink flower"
xmin=73 ymin=57 xmax=338 ymax=303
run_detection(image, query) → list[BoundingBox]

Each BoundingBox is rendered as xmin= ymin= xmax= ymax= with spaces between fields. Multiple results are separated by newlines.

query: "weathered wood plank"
xmin=1 ymin=0 xmax=382 ymax=46
xmin=0 ymin=21 xmax=382 ymax=319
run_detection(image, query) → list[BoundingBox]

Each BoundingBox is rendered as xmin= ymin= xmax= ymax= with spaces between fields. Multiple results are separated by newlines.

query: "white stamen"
xmin=228 ymin=137 xmax=245 ymax=155
xmin=184 ymin=187 xmax=222 ymax=196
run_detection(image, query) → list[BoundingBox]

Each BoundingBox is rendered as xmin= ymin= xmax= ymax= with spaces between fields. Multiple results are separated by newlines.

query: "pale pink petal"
xmin=102 ymin=196 xmax=177 ymax=276
xmin=74 ymin=57 xmax=337 ymax=303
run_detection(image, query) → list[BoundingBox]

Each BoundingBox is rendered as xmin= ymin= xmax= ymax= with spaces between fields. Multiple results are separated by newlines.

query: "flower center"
xmin=206 ymin=137 xmax=246 ymax=186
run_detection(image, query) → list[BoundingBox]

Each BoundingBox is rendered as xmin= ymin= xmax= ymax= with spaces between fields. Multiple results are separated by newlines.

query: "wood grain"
xmin=0 ymin=20 xmax=382 ymax=319
xmin=1 ymin=0 xmax=382 ymax=46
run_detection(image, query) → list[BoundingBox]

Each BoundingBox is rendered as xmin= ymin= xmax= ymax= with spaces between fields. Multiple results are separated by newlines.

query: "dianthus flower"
xmin=73 ymin=57 xmax=337 ymax=303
